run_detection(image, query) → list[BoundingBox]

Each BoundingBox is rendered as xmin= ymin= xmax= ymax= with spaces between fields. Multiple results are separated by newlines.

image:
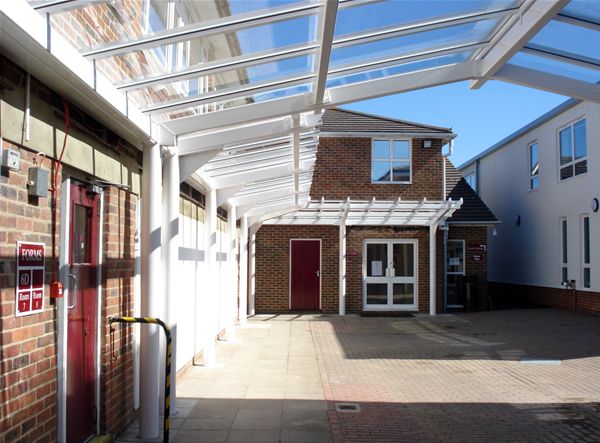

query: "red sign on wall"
xmin=16 ymin=241 xmax=45 ymax=317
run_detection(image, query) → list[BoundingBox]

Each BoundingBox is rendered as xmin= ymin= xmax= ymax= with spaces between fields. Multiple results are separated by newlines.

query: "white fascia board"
xmin=0 ymin=0 xmax=151 ymax=147
xmin=161 ymin=94 xmax=313 ymax=136
xmin=494 ymin=64 xmax=600 ymax=104
xmin=328 ymin=61 xmax=478 ymax=106
xmin=320 ymin=131 xmax=457 ymax=139
xmin=471 ymin=0 xmax=570 ymax=89
xmin=178 ymin=117 xmax=293 ymax=155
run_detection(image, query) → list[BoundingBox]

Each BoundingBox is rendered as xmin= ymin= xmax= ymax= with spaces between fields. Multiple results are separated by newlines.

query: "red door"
xmin=290 ymin=240 xmax=320 ymax=310
xmin=67 ymin=183 xmax=99 ymax=443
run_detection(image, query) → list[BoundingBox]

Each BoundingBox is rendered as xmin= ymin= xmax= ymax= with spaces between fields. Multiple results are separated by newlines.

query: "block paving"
xmin=118 ymin=308 xmax=600 ymax=442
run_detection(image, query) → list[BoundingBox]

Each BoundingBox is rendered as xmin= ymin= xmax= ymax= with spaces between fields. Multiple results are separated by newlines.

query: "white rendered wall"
xmin=467 ymin=101 xmax=599 ymax=293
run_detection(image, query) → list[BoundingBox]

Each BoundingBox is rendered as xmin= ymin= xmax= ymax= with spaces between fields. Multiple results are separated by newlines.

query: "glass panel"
xmin=366 ymin=244 xmax=387 ymax=277
xmin=560 ymin=165 xmax=574 ymax=180
xmin=560 ymin=126 xmax=572 ymax=165
xmin=583 ymin=217 xmax=590 ymax=264
xmin=530 ymin=20 xmax=600 ymax=63
xmin=72 ymin=204 xmax=90 ymax=264
xmin=562 ymin=220 xmax=568 ymax=264
xmin=447 ymin=241 xmax=464 ymax=274
xmin=393 ymin=140 xmax=410 ymax=159
xmin=391 ymin=162 xmax=410 ymax=182
xmin=575 ymin=160 xmax=587 ymax=176
xmin=393 ymin=284 xmax=414 ymax=305
xmin=393 ymin=243 xmax=414 ymax=277
xmin=561 ymin=0 xmax=600 ymax=24
xmin=530 ymin=143 xmax=538 ymax=175
xmin=574 ymin=120 xmax=587 ymax=160
xmin=330 ymin=20 xmax=499 ymax=69
xmin=510 ymin=52 xmax=600 ymax=84
xmin=584 ymin=268 xmax=591 ymax=288
xmin=372 ymin=161 xmax=391 ymax=182
xmin=366 ymin=284 xmax=388 ymax=305
xmin=530 ymin=176 xmax=539 ymax=190
xmin=373 ymin=140 xmax=390 ymax=159
xmin=562 ymin=267 xmax=568 ymax=283
xmin=334 ymin=0 xmax=519 ymax=39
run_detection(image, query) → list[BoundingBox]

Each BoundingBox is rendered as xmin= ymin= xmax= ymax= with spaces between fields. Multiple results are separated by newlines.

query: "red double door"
xmin=67 ymin=182 xmax=99 ymax=443
xmin=290 ymin=240 xmax=321 ymax=310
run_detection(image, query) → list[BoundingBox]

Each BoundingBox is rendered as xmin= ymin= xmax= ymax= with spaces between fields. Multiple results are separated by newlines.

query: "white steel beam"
xmin=313 ymin=0 xmax=339 ymax=106
xmin=83 ymin=2 xmax=321 ymax=60
xmin=494 ymin=64 xmax=600 ymax=104
xmin=429 ymin=224 xmax=438 ymax=316
xmin=238 ymin=215 xmax=249 ymax=325
xmin=208 ymin=158 xmax=315 ymax=189
xmin=471 ymin=0 xmax=569 ymax=89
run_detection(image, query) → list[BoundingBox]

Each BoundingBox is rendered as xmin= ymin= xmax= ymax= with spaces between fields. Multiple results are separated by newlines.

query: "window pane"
xmin=531 ymin=176 xmax=539 ymax=190
xmin=366 ymin=283 xmax=387 ymax=304
xmin=393 ymin=284 xmax=414 ymax=305
xmin=373 ymin=140 xmax=390 ymax=158
xmin=372 ymin=161 xmax=391 ymax=182
xmin=562 ymin=267 xmax=568 ymax=283
xmin=530 ymin=143 xmax=539 ymax=175
xmin=575 ymin=160 xmax=587 ymax=176
xmin=393 ymin=243 xmax=414 ymax=277
xmin=366 ymin=243 xmax=387 ymax=277
xmin=560 ymin=165 xmax=574 ymax=181
xmin=72 ymin=204 xmax=90 ymax=264
xmin=393 ymin=140 xmax=410 ymax=159
xmin=574 ymin=119 xmax=587 ymax=160
xmin=584 ymin=268 xmax=591 ymax=288
xmin=391 ymin=162 xmax=410 ymax=182
xmin=583 ymin=217 xmax=590 ymax=264
xmin=562 ymin=219 xmax=568 ymax=264
xmin=560 ymin=126 xmax=572 ymax=165
xmin=447 ymin=241 xmax=464 ymax=273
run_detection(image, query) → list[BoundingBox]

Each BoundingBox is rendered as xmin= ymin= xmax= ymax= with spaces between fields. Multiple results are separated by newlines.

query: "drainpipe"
xmin=140 ymin=142 xmax=162 ymax=439
xmin=238 ymin=215 xmax=249 ymax=325
xmin=429 ymin=223 xmax=438 ymax=316
xmin=161 ymin=146 xmax=178 ymax=415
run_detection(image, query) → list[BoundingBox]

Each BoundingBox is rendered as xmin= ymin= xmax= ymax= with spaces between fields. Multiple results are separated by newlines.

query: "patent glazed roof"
xmin=3 ymin=0 xmax=599 ymax=217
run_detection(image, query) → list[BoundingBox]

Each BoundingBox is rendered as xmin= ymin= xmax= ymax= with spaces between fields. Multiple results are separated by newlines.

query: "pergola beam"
xmin=494 ymin=64 xmax=600 ymax=104
xmin=471 ymin=0 xmax=570 ymax=89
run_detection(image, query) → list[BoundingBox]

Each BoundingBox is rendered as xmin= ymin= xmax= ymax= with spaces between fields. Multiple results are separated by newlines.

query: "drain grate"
xmin=335 ymin=402 xmax=361 ymax=412
xmin=520 ymin=358 xmax=561 ymax=365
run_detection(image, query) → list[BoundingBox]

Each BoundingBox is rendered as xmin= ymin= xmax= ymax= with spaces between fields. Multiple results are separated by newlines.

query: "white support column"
xmin=429 ymin=223 xmax=438 ymax=316
xmin=162 ymin=147 xmax=178 ymax=415
xmin=248 ymin=224 xmax=260 ymax=316
xmin=224 ymin=205 xmax=238 ymax=340
xmin=140 ymin=143 xmax=162 ymax=439
xmin=238 ymin=215 xmax=249 ymax=325
xmin=203 ymin=187 xmax=217 ymax=366
xmin=339 ymin=222 xmax=346 ymax=316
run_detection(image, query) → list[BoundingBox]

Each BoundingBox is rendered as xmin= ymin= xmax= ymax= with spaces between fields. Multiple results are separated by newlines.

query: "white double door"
xmin=363 ymin=239 xmax=418 ymax=310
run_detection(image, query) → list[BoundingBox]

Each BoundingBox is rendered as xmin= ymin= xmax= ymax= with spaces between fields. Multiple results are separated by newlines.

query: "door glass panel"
xmin=72 ymin=204 xmax=90 ymax=264
xmin=366 ymin=283 xmax=387 ymax=305
xmin=393 ymin=283 xmax=414 ymax=305
xmin=392 ymin=243 xmax=414 ymax=277
xmin=447 ymin=241 xmax=464 ymax=274
xmin=366 ymin=243 xmax=386 ymax=277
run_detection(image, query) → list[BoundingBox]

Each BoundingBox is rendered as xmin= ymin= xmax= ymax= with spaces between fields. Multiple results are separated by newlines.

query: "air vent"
xmin=335 ymin=402 xmax=360 ymax=412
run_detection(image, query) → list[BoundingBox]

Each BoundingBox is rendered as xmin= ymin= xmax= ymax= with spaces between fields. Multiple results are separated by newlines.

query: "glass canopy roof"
xmin=20 ymin=0 xmax=600 ymax=218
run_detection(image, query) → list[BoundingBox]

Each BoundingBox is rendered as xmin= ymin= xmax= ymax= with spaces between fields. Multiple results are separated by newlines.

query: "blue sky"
xmin=341 ymin=80 xmax=568 ymax=167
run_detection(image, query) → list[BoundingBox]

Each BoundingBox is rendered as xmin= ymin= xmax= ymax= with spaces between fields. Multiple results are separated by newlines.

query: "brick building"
xmin=254 ymin=109 xmax=498 ymax=315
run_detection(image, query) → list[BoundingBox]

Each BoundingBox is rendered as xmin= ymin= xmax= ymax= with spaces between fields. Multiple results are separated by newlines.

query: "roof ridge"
xmin=328 ymin=107 xmax=453 ymax=133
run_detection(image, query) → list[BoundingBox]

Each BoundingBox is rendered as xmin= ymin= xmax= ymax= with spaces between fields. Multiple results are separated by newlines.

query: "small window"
xmin=529 ymin=142 xmax=539 ymax=190
xmin=561 ymin=218 xmax=568 ymax=283
xmin=447 ymin=240 xmax=465 ymax=274
xmin=559 ymin=119 xmax=587 ymax=181
xmin=372 ymin=139 xmax=411 ymax=183
xmin=582 ymin=216 xmax=591 ymax=289
xmin=464 ymin=173 xmax=476 ymax=192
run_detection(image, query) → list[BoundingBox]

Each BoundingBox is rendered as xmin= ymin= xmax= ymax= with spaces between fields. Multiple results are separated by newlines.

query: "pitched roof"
xmin=445 ymin=159 xmax=498 ymax=224
xmin=321 ymin=108 xmax=455 ymax=136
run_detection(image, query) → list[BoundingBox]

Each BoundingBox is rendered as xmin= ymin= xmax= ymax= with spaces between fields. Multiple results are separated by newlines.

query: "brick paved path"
xmin=313 ymin=309 xmax=600 ymax=443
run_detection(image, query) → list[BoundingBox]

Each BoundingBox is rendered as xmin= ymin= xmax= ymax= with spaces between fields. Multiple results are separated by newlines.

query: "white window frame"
xmin=581 ymin=215 xmax=591 ymax=290
xmin=528 ymin=141 xmax=539 ymax=191
xmin=560 ymin=217 xmax=568 ymax=284
xmin=371 ymin=138 xmax=412 ymax=184
xmin=558 ymin=118 xmax=587 ymax=182
xmin=446 ymin=239 xmax=465 ymax=275
xmin=362 ymin=239 xmax=418 ymax=311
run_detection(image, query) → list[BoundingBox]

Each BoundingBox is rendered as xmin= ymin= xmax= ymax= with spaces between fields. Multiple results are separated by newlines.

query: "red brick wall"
xmin=311 ymin=137 xmax=444 ymax=200
xmin=489 ymin=282 xmax=600 ymax=315
xmin=255 ymin=225 xmax=339 ymax=314
xmin=447 ymin=226 xmax=489 ymax=306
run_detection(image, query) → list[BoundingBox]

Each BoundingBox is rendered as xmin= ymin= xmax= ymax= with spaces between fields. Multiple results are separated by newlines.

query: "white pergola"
xmin=1 ymin=0 xmax=598 ymax=438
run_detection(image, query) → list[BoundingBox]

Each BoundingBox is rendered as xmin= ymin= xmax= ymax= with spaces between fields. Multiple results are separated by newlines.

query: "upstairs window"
xmin=372 ymin=139 xmax=411 ymax=183
xmin=559 ymin=119 xmax=587 ymax=181
xmin=529 ymin=142 xmax=539 ymax=190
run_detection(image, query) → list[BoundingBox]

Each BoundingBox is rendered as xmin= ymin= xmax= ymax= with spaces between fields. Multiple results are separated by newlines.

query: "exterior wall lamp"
xmin=423 ymin=139 xmax=432 ymax=148
xmin=591 ymin=197 xmax=599 ymax=213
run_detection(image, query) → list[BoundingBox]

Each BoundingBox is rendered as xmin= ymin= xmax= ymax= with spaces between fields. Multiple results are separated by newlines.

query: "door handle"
xmin=316 ymin=270 xmax=320 ymax=278
xmin=67 ymin=273 xmax=77 ymax=310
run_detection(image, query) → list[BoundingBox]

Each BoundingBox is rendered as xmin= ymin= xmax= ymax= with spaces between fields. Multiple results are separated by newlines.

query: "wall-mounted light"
xmin=591 ymin=197 xmax=599 ymax=213
xmin=423 ymin=139 xmax=432 ymax=148
xmin=514 ymin=215 xmax=521 ymax=226
xmin=492 ymin=227 xmax=498 ymax=237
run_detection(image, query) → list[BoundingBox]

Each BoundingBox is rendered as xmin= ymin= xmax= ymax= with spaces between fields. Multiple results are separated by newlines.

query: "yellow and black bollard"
xmin=109 ymin=316 xmax=172 ymax=443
